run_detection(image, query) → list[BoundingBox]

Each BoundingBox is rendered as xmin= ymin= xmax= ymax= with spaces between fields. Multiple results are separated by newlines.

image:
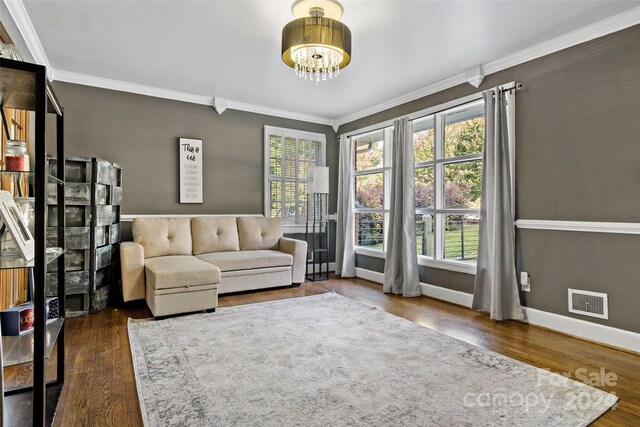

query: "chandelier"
xmin=281 ymin=0 xmax=352 ymax=84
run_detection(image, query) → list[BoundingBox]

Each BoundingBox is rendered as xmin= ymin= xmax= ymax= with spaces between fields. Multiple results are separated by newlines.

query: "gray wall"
xmin=52 ymin=81 xmax=339 ymax=214
xmin=342 ymin=25 xmax=640 ymax=333
xmin=50 ymin=82 xmax=339 ymax=259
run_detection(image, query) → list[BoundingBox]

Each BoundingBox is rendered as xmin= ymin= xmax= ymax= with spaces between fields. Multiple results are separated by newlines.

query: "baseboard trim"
xmin=354 ymin=267 xmax=640 ymax=354
xmin=521 ymin=307 xmax=640 ymax=354
xmin=420 ymin=283 xmax=474 ymax=308
xmin=355 ymin=267 xmax=384 ymax=284
xmin=354 ymin=268 xmax=473 ymax=307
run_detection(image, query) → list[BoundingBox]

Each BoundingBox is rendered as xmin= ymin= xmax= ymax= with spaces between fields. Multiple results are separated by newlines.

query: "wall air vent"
xmin=568 ymin=289 xmax=608 ymax=319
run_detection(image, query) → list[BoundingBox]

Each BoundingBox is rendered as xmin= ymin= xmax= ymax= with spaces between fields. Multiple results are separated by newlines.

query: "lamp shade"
xmin=281 ymin=17 xmax=352 ymax=69
xmin=307 ymin=166 xmax=329 ymax=194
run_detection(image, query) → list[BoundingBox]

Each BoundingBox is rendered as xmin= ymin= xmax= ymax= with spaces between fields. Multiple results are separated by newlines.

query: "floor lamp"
xmin=306 ymin=166 xmax=329 ymax=281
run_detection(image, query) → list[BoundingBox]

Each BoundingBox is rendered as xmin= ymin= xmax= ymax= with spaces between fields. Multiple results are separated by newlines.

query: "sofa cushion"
xmin=133 ymin=218 xmax=192 ymax=258
xmin=197 ymin=250 xmax=292 ymax=272
xmin=145 ymin=256 xmax=221 ymax=290
xmin=191 ymin=216 xmax=240 ymax=255
xmin=237 ymin=217 xmax=283 ymax=250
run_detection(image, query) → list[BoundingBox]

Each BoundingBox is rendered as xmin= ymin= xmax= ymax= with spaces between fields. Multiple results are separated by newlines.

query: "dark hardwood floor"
xmin=5 ymin=277 xmax=640 ymax=426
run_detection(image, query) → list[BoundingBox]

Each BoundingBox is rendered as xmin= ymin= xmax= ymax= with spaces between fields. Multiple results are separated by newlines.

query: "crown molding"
xmin=213 ymin=97 xmax=229 ymax=114
xmin=214 ymin=97 xmax=335 ymax=127
xmin=12 ymin=0 xmax=639 ymax=132
xmin=464 ymin=65 xmax=485 ymax=88
xmin=334 ymin=6 xmax=640 ymax=131
xmin=54 ymin=69 xmax=336 ymax=127
xmin=334 ymin=73 xmax=466 ymax=130
xmin=515 ymin=219 xmax=640 ymax=235
xmin=3 ymin=0 xmax=52 ymax=78
xmin=6 ymin=0 xmax=335 ymax=128
xmin=54 ymin=69 xmax=214 ymax=106
xmin=482 ymin=5 xmax=640 ymax=76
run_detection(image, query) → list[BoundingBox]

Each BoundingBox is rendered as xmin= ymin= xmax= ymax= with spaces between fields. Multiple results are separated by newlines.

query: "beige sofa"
xmin=120 ymin=216 xmax=307 ymax=317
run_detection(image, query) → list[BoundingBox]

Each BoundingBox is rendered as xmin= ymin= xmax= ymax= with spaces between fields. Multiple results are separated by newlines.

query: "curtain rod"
xmin=499 ymin=82 xmax=523 ymax=93
xmin=345 ymin=81 xmax=523 ymax=139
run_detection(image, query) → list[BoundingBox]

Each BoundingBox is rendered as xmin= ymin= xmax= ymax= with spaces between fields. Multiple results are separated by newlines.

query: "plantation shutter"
xmin=266 ymin=127 xmax=326 ymax=224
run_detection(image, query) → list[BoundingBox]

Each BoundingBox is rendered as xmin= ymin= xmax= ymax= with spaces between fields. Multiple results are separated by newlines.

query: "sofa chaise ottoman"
xmin=120 ymin=216 xmax=307 ymax=317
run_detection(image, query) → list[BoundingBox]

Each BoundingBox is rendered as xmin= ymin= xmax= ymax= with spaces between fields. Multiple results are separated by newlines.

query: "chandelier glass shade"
xmin=281 ymin=14 xmax=351 ymax=84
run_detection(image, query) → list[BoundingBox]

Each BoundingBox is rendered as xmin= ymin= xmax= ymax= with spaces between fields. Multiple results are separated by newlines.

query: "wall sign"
xmin=179 ymin=138 xmax=203 ymax=203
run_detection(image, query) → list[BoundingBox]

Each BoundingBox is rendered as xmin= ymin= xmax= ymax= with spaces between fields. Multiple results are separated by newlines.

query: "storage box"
xmin=46 ymin=156 xmax=122 ymax=316
xmin=1 ymin=303 xmax=34 ymax=336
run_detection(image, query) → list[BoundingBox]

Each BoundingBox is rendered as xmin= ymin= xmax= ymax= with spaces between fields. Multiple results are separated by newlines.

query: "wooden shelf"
xmin=0 ymin=58 xmax=62 ymax=114
xmin=0 ymin=64 xmax=36 ymax=110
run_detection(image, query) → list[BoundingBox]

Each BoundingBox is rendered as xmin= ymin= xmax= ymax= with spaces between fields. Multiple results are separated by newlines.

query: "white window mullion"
xmin=436 ymin=214 xmax=446 ymax=261
xmin=383 ymin=127 xmax=393 ymax=251
xmin=436 ymin=153 xmax=483 ymax=165
xmin=434 ymin=113 xmax=445 ymax=261
xmin=264 ymin=135 xmax=268 ymax=216
xmin=351 ymin=97 xmax=486 ymax=265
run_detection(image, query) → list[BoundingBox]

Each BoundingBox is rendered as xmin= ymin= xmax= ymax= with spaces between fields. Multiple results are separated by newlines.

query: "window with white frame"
xmin=413 ymin=99 xmax=484 ymax=264
xmin=352 ymin=127 xmax=393 ymax=250
xmin=264 ymin=126 xmax=326 ymax=224
xmin=350 ymin=98 xmax=485 ymax=268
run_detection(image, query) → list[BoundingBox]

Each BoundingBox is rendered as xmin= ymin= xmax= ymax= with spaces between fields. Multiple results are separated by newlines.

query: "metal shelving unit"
xmin=0 ymin=58 xmax=66 ymax=426
xmin=305 ymin=193 xmax=330 ymax=281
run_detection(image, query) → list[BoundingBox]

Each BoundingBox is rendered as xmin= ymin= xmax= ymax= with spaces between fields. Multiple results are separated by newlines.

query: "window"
xmin=414 ymin=100 xmax=484 ymax=264
xmin=349 ymin=97 xmax=484 ymax=272
xmin=264 ymin=126 xmax=326 ymax=224
xmin=352 ymin=127 xmax=393 ymax=250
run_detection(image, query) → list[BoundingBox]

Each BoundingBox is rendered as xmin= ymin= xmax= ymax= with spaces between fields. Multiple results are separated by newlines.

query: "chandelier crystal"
xmin=282 ymin=0 xmax=351 ymax=85
xmin=292 ymin=45 xmax=342 ymax=82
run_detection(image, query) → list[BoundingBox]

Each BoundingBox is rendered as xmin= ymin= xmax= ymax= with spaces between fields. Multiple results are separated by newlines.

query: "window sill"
xmin=354 ymin=247 xmax=476 ymax=275
xmin=418 ymin=256 xmax=477 ymax=275
xmin=355 ymin=247 xmax=385 ymax=259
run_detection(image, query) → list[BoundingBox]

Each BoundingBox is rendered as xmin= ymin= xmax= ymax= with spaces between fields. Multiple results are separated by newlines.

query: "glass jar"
xmin=5 ymin=139 xmax=27 ymax=171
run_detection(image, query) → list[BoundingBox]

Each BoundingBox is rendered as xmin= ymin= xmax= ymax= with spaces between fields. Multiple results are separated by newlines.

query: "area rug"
xmin=128 ymin=293 xmax=617 ymax=426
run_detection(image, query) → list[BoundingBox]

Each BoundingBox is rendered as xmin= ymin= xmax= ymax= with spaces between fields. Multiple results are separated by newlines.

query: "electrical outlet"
xmin=520 ymin=271 xmax=531 ymax=292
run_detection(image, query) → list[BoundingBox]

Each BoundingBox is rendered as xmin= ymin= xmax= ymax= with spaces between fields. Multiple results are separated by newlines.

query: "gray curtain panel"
xmin=472 ymin=89 xmax=524 ymax=321
xmin=335 ymin=134 xmax=356 ymax=277
xmin=384 ymin=118 xmax=420 ymax=297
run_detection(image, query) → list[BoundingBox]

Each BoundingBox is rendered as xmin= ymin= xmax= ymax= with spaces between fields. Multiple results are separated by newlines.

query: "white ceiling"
xmin=19 ymin=0 xmax=640 ymax=121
